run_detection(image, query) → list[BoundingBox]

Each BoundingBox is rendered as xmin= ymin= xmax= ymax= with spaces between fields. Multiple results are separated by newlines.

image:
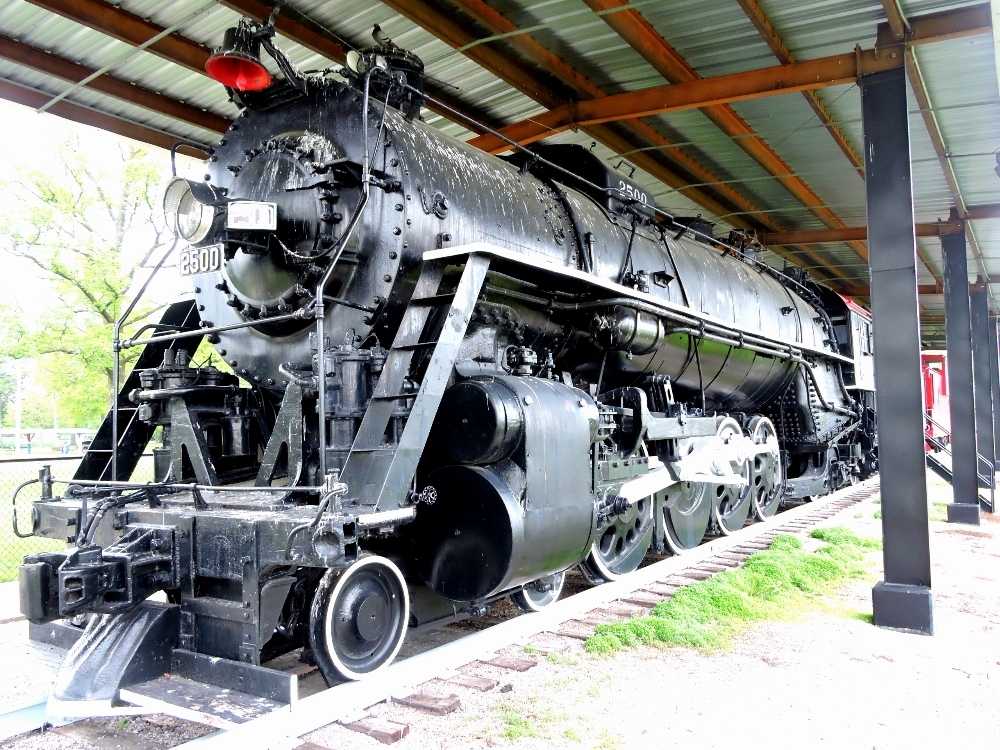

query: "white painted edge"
xmin=0 ymin=699 xmax=73 ymax=742
xmin=178 ymin=477 xmax=878 ymax=750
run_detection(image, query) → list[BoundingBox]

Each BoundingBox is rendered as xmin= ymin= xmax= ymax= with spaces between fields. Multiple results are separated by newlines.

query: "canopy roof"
xmin=2 ymin=0 xmax=998 ymax=345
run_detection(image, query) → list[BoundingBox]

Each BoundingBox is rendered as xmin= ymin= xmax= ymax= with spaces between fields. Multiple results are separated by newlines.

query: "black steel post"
xmin=860 ymin=66 xmax=933 ymax=635
xmin=990 ymin=314 xmax=1000 ymax=470
xmin=970 ymin=288 xmax=994 ymax=500
xmin=942 ymin=227 xmax=982 ymax=523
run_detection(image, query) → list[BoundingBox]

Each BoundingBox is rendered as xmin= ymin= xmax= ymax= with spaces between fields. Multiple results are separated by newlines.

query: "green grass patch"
xmin=585 ymin=527 xmax=880 ymax=655
xmin=546 ymin=651 xmax=579 ymax=666
xmin=494 ymin=702 xmax=568 ymax=741
xmin=563 ymin=727 xmax=582 ymax=742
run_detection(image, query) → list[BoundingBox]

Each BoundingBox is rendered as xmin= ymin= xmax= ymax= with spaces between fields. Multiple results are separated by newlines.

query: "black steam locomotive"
xmin=18 ymin=20 xmax=876 ymax=709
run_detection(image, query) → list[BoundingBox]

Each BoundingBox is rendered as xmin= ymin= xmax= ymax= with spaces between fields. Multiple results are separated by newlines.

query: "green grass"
xmin=0 ymin=455 xmax=158 ymax=582
xmin=585 ymin=527 xmax=881 ymax=655
xmin=547 ymin=651 xmax=579 ymax=666
xmin=495 ymin=702 xmax=569 ymax=741
xmin=563 ymin=727 xmax=582 ymax=742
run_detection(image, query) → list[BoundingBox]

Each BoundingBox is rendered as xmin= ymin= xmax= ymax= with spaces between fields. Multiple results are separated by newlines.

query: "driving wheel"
xmin=581 ymin=494 xmax=653 ymax=584
xmin=749 ymin=416 xmax=783 ymax=520
xmin=711 ymin=418 xmax=752 ymax=534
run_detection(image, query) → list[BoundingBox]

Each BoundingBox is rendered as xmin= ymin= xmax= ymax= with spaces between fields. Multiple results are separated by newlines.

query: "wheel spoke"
xmin=584 ymin=493 xmax=653 ymax=582
xmin=749 ymin=417 xmax=783 ymax=520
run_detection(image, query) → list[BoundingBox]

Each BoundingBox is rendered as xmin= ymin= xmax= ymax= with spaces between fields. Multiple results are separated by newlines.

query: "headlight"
xmin=163 ymin=177 xmax=222 ymax=243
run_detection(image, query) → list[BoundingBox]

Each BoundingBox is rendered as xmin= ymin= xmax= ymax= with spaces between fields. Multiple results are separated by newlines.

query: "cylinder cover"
xmin=435 ymin=379 xmax=524 ymax=465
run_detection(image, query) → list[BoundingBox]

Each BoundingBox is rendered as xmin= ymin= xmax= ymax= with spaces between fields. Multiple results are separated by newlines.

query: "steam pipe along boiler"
xmin=17 ymin=18 xmax=877 ymax=708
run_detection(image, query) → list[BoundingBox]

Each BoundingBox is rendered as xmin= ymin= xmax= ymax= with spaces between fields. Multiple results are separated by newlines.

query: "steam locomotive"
xmin=18 ymin=19 xmax=876 ymax=709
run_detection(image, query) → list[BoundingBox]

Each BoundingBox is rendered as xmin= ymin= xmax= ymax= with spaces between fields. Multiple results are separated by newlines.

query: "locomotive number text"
xmin=179 ymin=244 xmax=223 ymax=277
xmin=618 ymin=180 xmax=648 ymax=205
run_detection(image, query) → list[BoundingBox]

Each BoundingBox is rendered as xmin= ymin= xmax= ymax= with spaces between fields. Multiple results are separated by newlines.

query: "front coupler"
xmin=20 ymin=523 xmax=182 ymax=623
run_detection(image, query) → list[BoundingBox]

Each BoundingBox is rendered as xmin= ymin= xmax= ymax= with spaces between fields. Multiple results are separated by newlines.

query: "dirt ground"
xmin=6 ymin=474 xmax=999 ymax=750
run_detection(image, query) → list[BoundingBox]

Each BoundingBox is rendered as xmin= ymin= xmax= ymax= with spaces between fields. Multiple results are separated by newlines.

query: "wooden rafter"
xmin=734 ymin=0 xmax=864 ymax=176
xmin=0 ymin=77 xmax=208 ymax=156
xmin=0 ymin=34 xmax=230 ymax=134
xmin=467 ymin=48 xmax=903 ymax=152
xmin=443 ymin=0 xmax=844 ymax=279
xmin=582 ymin=0 xmax=871 ymax=264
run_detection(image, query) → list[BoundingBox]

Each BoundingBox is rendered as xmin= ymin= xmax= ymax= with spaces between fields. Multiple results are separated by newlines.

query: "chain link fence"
xmin=1 ymin=455 xmax=156 ymax=582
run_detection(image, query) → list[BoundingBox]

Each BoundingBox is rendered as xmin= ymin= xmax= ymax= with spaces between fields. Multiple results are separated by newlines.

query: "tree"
xmin=0 ymin=137 xmax=173 ymax=426
xmin=0 ymin=369 xmax=14 ymax=426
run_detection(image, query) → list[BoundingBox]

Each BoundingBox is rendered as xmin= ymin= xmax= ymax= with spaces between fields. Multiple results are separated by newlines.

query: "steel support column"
xmin=860 ymin=66 xmax=933 ymax=634
xmin=970 ymin=288 xmax=995 ymax=493
xmin=942 ymin=228 xmax=982 ymax=523
xmin=990 ymin=314 xmax=1000 ymax=469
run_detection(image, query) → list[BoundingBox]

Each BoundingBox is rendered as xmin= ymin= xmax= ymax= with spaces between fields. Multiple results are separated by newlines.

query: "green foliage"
xmin=0 ymin=369 xmax=15 ymax=425
xmin=496 ymin=702 xmax=546 ymax=741
xmin=546 ymin=651 xmax=579 ymax=666
xmin=585 ymin=527 xmax=881 ymax=655
xmin=0 ymin=138 xmax=171 ymax=428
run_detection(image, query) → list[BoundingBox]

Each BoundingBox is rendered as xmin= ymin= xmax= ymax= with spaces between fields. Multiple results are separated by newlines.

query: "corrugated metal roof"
xmin=0 ymin=0 xmax=997 ymax=332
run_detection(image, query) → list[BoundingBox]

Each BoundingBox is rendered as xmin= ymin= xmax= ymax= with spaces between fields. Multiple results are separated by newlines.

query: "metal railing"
xmin=924 ymin=413 xmax=995 ymax=512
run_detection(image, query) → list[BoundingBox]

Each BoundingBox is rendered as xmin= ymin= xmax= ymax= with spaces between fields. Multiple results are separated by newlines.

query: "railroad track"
xmin=162 ymin=476 xmax=879 ymax=749
xmin=0 ymin=478 xmax=880 ymax=746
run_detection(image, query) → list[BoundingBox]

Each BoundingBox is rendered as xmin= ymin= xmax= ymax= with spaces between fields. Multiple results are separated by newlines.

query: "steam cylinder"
xmin=412 ymin=377 xmax=599 ymax=601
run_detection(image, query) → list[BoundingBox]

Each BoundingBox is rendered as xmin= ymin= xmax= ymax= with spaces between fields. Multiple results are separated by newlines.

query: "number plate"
xmin=179 ymin=244 xmax=223 ymax=277
xmin=227 ymin=201 xmax=277 ymax=230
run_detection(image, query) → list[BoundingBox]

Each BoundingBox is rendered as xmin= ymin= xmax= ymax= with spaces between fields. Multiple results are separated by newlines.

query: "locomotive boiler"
xmin=17 ymin=18 xmax=877 ymax=709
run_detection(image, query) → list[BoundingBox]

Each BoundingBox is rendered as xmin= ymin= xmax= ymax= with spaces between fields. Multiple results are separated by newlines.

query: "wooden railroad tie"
xmin=643 ymin=583 xmax=682 ymax=596
xmin=621 ymin=591 xmax=665 ymax=608
xmin=693 ymin=563 xmax=728 ymax=573
xmin=342 ymin=716 xmax=410 ymax=745
xmin=677 ymin=570 xmax=715 ymax=582
xmin=591 ymin=605 xmax=647 ymax=620
xmin=447 ymin=674 xmax=498 ymax=692
xmin=394 ymin=692 xmax=461 ymax=716
xmin=485 ymin=655 xmax=538 ymax=672
xmin=554 ymin=622 xmax=596 ymax=641
xmin=527 ymin=640 xmax=572 ymax=654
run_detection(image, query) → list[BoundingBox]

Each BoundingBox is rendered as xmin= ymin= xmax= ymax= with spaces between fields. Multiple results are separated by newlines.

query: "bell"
xmin=206 ymin=25 xmax=271 ymax=91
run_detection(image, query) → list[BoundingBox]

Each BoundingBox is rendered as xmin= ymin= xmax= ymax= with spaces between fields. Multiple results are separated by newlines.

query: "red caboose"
xmin=922 ymin=351 xmax=949 ymax=450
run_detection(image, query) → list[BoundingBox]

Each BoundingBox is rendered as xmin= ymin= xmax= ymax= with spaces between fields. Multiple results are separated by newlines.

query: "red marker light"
xmin=206 ymin=25 xmax=271 ymax=92
xmin=206 ymin=54 xmax=271 ymax=91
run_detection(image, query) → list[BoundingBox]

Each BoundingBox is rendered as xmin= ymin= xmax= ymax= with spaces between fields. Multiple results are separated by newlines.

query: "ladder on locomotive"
xmin=75 ymin=300 xmax=204 ymax=482
xmin=339 ymin=252 xmax=490 ymax=511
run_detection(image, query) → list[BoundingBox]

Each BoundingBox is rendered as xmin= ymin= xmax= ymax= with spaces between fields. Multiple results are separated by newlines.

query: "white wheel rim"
xmin=323 ymin=555 xmax=409 ymax=681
